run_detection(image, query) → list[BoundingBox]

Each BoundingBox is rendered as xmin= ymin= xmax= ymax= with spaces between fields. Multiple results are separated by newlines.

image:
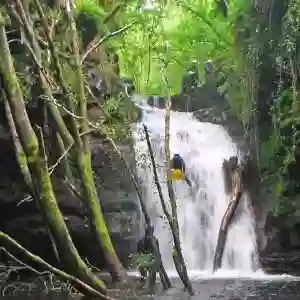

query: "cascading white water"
xmin=132 ymin=97 xmax=259 ymax=274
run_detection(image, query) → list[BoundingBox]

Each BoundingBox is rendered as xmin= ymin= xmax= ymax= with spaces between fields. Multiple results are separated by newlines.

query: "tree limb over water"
xmin=213 ymin=163 xmax=244 ymax=272
xmin=143 ymin=124 xmax=193 ymax=294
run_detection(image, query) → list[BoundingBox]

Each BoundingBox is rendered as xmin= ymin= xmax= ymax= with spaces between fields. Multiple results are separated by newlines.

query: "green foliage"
xmin=108 ymin=0 xmax=300 ymax=219
xmin=102 ymin=96 xmax=142 ymax=141
xmin=230 ymin=0 xmax=300 ymax=218
xmin=115 ymin=0 xmax=251 ymax=96
xmin=75 ymin=0 xmax=106 ymax=48
xmin=6 ymin=0 xmax=300 ymax=220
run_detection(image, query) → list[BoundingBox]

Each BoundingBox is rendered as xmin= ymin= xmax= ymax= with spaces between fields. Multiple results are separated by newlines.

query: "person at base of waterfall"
xmin=171 ymin=154 xmax=192 ymax=187
xmin=136 ymin=225 xmax=170 ymax=291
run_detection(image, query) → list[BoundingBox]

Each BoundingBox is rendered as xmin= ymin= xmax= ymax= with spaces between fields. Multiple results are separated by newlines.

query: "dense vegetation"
xmin=110 ymin=0 xmax=300 ymax=223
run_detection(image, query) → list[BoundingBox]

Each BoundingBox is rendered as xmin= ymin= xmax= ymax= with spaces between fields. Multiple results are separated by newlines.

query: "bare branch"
xmin=17 ymin=195 xmax=33 ymax=206
xmin=49 ymin=129 xmax=93 ymax=175
xmin=0 ymin=234 xmax=114 ymax=300
xmin=81 ymin=21 xmax=138 ymax=64
xmin=213 ymin=168 xmax=243 ymax=271
xmin=105 ymin=135 xmax=151 ymax=225
xmin=161 ymin=67 xmax=194 ymax=294
xmin=0 ymin=248 xmax=49 ymax=276
xmin=103 ymin=3 xmax=123 ymax=24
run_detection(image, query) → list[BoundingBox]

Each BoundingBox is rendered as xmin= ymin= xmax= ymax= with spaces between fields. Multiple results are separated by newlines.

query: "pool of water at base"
xmin=2 ymin=272 xmax=300 ymax=300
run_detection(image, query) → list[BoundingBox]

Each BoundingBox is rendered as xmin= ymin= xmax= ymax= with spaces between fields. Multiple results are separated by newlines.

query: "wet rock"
xmin=87 ymin=67 xmax=110 ymax=100
xmin=260 ymin=251 xmax=300 ymax=275
xmin=86 ymin=65 xmax=136 ymax=102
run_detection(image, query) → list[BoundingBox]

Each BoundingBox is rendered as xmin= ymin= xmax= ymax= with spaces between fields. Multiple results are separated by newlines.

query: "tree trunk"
xmin=213 ymin=168 xmax=243 ymax=272
xmin=54 ymin=132 xmax=73 ymax=180
xmin=13 ymin=0 xmax=74 ymax=148
xmin=0 ymin=232 xmax=114 ymax=300
xmin=4 ymin=96 xmax=61 ymax=266
xmin=105 ymin=135 xmax=171 ymax=288
xmin=105 ymin=136 xmax=151 ymax=225
xmin=0 ymin=14 xmax=106 ymax=294
xmin=32 ymin=0 xmax=127 ymax=282
xmin=64 ymin=0 xmax=127 ymax=282
xmin=143 ymin=124 xmax=193 ymax=294
xmin=163 ymin=95 xmax=193 ymax=295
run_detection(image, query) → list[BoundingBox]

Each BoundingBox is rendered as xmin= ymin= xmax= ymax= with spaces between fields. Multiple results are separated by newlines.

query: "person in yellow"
xmin=170 ymin=154 xmax=192 ymax=187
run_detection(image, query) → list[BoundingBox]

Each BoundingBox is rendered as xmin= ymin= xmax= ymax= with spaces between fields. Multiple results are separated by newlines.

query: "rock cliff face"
xmin=0 ymin=59 xmax=143 ymax=269
xmin=0 ymin=12 xmax=143 ymax=271
xmin=0 ymin=120 xmax=143 ymax=268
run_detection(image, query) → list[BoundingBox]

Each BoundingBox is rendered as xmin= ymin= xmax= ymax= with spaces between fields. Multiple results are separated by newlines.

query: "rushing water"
xmin=132 ymin=97 xmax=258 ymax=273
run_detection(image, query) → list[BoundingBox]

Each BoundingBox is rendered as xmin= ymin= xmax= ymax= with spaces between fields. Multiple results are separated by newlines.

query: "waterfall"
xmin=132 ymin=97 xmax=259 ymax=275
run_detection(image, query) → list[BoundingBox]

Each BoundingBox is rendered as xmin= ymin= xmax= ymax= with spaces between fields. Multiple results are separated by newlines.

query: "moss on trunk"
xmin=0 ymin=12 xmax=106 ymax=294
xmin=13 ymin=0 xmax=74 ymax=148
xmin=64 ymin=1 xmax=127 ymax=282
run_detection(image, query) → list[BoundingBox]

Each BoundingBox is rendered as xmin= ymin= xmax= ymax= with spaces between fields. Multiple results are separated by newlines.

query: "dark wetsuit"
xmin=136 ymin=227 xmax=171 ymax=290
xmin=137 ymin=236 xmax=157 ymax=283
xmin=137 ymin=236 xmax=159 ymax=256
xmin=171 ymin=154 xmax=192 ymax=187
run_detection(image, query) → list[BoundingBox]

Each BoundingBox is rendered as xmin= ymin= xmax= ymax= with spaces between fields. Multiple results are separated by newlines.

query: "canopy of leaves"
xmin=26 ymin=0 xmax=300 ymax=219
xmin=102 ymin=0 xmax=300 ymax=220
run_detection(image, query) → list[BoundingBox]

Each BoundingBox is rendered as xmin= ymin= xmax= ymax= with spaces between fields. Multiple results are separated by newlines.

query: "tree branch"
xmin=105 ymin=135 xmax=151 ymax=226
xmin=103 ymin=3 xmax=123 ymax=24
xmin=176 ymin=0 xmax=232 ymax=46
xmin=49 ymin=129 xmax=93 ymax=175
xmin=143 ymin=124 xmax=174 ymax=223
xmin=1 ymin=248 xmax=49 ymax=276
xmin=81 ymin=21 xmax=138 ymax=64
xmin=0 ymin=234 xmax=114 ymax=300
xmin=10 ymin=1 xmax=74 ymax=147
xmin=161 ymin=68 xmax=194 ymax=294
xmin=213 ymin=168 xmax=243 ymax=272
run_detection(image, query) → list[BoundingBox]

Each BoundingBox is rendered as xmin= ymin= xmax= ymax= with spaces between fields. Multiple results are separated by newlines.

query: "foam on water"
xmin=126 ymin=269 xmax=300 ymax=281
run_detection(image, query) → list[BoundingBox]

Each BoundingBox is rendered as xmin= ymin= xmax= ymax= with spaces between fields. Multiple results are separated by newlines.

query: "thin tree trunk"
xmin=3 ymin=97 xmax=32 ymax=190
xmin=163 ymin=94 xmax=193 ymax=295
xmin=105 ymin=136 xmax=151 ymax=225
xmin=12 ymin=0 xmax=74 ymax=148
xmin=31 ymin=0 xmax=127 ymax=282
xmin=213 ymin=169 xmax=243 ymax=272
xmin=65 ymin=0 xmax=127 ymax=282
xmin=0 ymin=14 xmax=106 ymax=294
xmin=143 ymin=125 xmax=193 ymax=294
xmin=4 ymin=97 xmax=61 ymax=266
xmin=104 ymin=135 xmax=171 ymax=289
xmin=0 ymin=232 xmax=114 ymax=300
xmin=54 ymin=132 xmax=73 ymax=180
